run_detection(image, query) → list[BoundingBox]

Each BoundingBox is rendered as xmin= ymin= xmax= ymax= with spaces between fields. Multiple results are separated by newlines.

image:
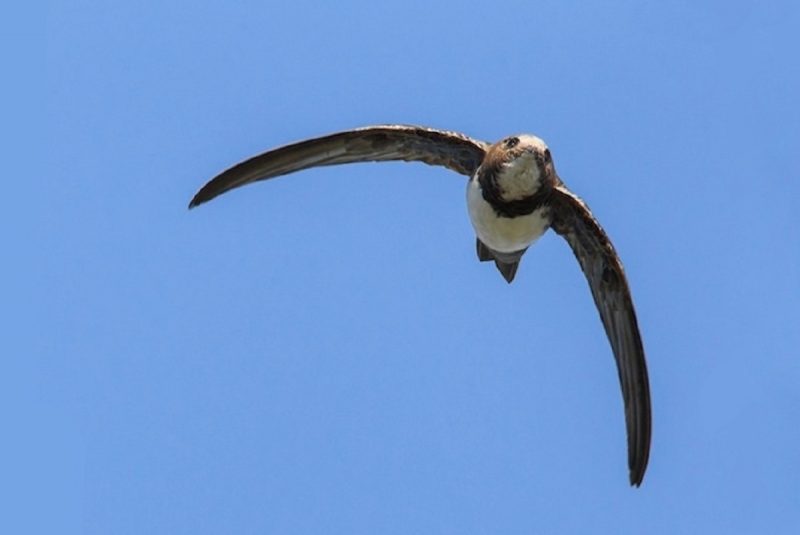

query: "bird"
xmin=189 ymin=124 xmax=652 ymax=486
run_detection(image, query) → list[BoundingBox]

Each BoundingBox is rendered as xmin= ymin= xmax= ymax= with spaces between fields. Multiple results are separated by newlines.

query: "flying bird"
xmin=189 ymin=125 xmax=651 ymax=486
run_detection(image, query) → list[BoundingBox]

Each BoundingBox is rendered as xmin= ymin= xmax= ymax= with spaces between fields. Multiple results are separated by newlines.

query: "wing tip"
xmin=628 ymin=446 xmax=650 ymax=487
xmin=188 ymin=184 xmax=216 ymax=209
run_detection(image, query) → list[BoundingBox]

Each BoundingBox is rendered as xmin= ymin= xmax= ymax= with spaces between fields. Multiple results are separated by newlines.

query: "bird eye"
xmin=544 ymin=148 xmax=551 ymax=161
xmin=504 ymin=137 xmax=519 ymax=148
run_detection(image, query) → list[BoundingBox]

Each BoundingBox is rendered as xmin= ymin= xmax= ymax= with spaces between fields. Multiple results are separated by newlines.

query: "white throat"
xmin=497 ymin=153 xmax=542 ymax=201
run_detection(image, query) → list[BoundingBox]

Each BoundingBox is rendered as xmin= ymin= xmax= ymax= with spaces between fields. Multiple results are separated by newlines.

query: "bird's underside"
xmin=190 ymin=124 xmax=651 ymax=486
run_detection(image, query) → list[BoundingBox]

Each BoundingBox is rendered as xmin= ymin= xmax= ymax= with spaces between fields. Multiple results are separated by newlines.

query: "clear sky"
xmin=12 ymin=1 xmax=799 ymax=533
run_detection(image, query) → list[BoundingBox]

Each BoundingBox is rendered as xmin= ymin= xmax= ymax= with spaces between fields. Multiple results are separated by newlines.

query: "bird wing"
xmin=550 ymin=184 xmax=652 ymax=486
xmin=189 ymin=125 xmax=489 ymax=208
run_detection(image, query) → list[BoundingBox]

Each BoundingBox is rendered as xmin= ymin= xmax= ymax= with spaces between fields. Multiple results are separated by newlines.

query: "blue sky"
xmin=11 ymin=1 xmax=799 ymax=532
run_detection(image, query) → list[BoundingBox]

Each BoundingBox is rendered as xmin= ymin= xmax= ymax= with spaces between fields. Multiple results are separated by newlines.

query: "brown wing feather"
xmin=189 ymin=125 xmax=489 ymax=208
xmin=550 ymin=184 xmax=652 ymax=487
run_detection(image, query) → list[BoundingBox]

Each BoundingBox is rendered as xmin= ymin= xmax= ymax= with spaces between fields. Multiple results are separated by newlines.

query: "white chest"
xmin=466 ymin=177 xmax=550 ymax=253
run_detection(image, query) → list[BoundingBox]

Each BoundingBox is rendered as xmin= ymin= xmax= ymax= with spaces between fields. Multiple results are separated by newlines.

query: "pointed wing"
xmin=550 ymin=184 xmax=652 ymax=487
xmin=189 ymin=125 xmax=489 ymax=208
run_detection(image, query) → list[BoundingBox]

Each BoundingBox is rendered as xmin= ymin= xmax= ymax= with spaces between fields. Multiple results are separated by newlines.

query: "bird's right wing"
xmin=189 ymin=125 xmax=489 ymax=208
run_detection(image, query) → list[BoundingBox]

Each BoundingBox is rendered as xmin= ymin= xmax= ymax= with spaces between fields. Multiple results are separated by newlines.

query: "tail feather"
xmin=493 ymin=259 xmax=520 ymax=283
xmin=475 ymin=238 xmax=526 ymax=283
xmin=476 ymin=238 xmax=494 ymax=262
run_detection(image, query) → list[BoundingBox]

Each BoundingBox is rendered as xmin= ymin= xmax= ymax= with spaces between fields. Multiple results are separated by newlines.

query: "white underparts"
xmin=466 ymin=172 xmax=549 ymax=253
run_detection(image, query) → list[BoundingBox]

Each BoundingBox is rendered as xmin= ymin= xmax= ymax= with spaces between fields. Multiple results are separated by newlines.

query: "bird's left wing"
xmin=189 ymin=125 xmax=489 ymax=208
xmin=550 ymin=184 xmax=652 ymax=487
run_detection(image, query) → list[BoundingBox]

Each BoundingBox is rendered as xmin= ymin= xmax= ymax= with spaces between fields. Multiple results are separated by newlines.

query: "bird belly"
xmin=467 ymin=179 xmax=549 ymax=253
